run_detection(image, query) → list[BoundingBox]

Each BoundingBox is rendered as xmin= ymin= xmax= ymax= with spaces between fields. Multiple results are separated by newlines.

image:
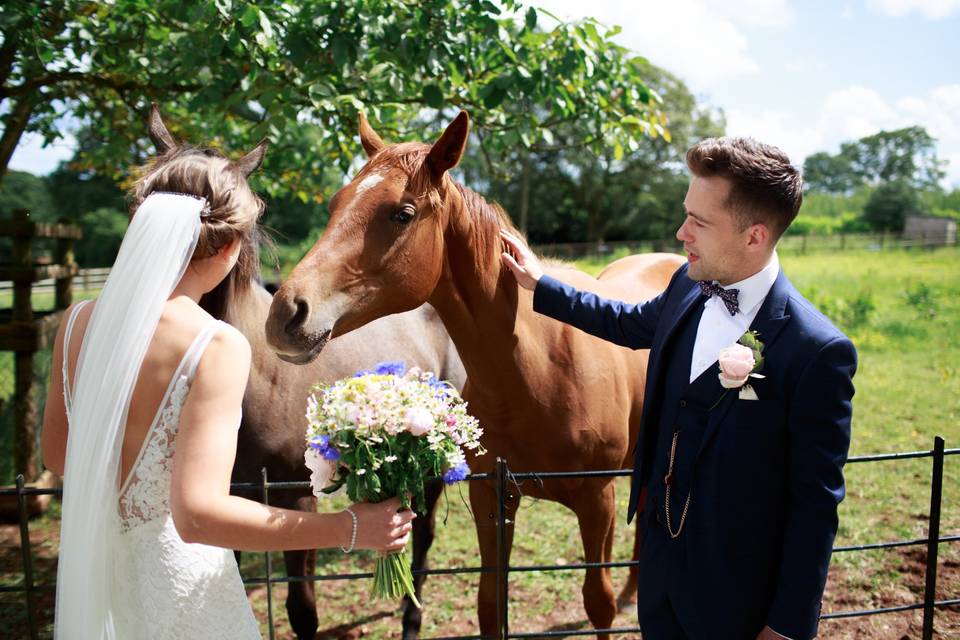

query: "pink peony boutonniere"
xmin=713 ymin=331 xmax=766 ymax=406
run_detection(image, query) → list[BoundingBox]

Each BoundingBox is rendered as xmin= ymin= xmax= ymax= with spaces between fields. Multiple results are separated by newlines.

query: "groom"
xmin=501 ymin=137 xmax=857 ymax=640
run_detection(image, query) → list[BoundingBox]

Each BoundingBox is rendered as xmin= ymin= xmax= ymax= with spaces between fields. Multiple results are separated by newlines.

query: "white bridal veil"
xmin=55 ymin=192 xmax=204 ymax=639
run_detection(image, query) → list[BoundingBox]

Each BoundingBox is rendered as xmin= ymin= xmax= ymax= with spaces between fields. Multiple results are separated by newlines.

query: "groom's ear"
xmin=745 ymin=222 xmax=770 ymax=249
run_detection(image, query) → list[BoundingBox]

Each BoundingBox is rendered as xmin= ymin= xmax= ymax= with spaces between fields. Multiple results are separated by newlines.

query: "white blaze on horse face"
xmin=355 ymin=173 xmax=384 ymax=197
xmin=339 ymin=172 xmax=386 ymax=223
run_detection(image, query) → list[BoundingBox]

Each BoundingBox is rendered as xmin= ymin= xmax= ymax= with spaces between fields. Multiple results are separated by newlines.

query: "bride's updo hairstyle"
xmin=128 ymin=105 xmax=268 ymax=298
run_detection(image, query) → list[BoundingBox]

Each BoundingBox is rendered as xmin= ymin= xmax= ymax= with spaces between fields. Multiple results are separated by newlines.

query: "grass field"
xmin=1 ymin=246 xmax=958 ymax=638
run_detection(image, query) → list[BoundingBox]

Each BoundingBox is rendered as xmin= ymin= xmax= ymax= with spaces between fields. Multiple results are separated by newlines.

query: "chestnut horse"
xmin=145 ymin=108 xmax=465 ymax=639
xmin=265 ymin=111 xmax=684 ymax=636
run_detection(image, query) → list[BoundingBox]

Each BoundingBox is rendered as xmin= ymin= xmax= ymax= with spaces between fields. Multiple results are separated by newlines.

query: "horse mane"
xmin=361 ymin=143 xmax=571 ymax=270
xmin=361 ymin=142 xmax=533 ymax=240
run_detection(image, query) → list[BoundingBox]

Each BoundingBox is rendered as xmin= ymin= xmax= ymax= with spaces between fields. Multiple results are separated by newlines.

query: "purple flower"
xmin=308 ymin=435 xmax=339 ymax=461
xmin=308 ymin=435 xmax=330 ymax=451
xmin=374 ymin=361 xmax=406 ymax=376
xmin=442 ymin=462 xmax=470 ymax=485
xmin=322 ymin=446 xmax=341 ymax=461
xmin=352 ymin=369 xmax=372 ymax=378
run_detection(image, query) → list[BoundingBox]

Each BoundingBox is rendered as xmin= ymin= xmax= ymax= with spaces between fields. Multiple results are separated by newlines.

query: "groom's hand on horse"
xmin=350 ymin=497 xmax=416 ymax=552
xmin=500 ymin=230 xmax=543 ymax=291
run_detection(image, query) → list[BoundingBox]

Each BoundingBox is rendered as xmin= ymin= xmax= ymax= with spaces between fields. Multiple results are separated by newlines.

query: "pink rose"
xmin=405 ymin=408 xmax=434 ymax=436
xmin=718 ymin=343 xmax=755 ymax=389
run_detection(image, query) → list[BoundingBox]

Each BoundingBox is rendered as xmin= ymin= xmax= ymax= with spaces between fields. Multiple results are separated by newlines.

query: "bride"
xmin=40 ymin=106 xmax=415 ymax=639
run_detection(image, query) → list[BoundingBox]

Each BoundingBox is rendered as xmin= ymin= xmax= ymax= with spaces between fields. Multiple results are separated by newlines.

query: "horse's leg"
xmin=616 ymin=486 xmax=645 ymax=614
xmin=573 ymin=480 xmax=618 ymax=636
xmin=469 ymin=480 xmax=518 ymax=637
xmin=402 ymin=480 xmax=443 ymax=640
xmin=283 ymin=494 xmax=319 ymax=640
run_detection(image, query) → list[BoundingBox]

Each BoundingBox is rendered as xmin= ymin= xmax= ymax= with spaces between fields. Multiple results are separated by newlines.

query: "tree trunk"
xmin=0 ymin=95 xmax=35 ymax=180
xmin=519 ymin=155 xmax=530 ymax=235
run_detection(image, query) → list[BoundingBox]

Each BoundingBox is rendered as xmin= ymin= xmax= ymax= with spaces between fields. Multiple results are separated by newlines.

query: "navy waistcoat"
xmin=647 ymin=296 xmax=723 ymax=522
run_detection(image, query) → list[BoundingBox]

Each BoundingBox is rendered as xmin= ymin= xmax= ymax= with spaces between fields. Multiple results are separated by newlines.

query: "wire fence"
xmin=533 ymin=231 xmax=957 ymax=260
xmin=1 ymin=437 xmax=957 ymax=639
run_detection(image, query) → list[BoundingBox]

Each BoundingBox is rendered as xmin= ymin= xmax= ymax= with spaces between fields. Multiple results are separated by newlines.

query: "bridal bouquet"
xmin=304 ymin=361 xmax=485 ymax=606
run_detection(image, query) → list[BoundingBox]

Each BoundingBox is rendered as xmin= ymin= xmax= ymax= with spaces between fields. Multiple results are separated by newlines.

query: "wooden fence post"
xmin=11 ymin=209 xmax=38 ymax=480
xmin=55 ymin=217 xmax=75 ymax=310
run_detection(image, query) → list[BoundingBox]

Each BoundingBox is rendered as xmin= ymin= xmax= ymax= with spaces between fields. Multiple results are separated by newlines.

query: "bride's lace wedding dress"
xmin=62 ymin=301 xmax=261 ymax=639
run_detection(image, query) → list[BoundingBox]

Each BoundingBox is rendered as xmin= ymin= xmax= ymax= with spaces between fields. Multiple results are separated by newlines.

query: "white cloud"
xmin=866 ymin=0 xmax=960 ymax=19
xmin=726 ymin=83 xmax=960 ymax=187
xmin=725 ymin=108 xmax=825 ymax=164
xmin=535 ymin=0 xmax=795 ymax=90
xmin=704 ymin=0 xmax=796 ymax=27
xmin=8 ymin=131 xmax=76 ymax=176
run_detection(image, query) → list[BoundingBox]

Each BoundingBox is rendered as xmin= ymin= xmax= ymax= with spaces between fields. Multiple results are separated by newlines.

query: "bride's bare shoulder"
xmin=160 ymin=299 xmax=249 ymax=354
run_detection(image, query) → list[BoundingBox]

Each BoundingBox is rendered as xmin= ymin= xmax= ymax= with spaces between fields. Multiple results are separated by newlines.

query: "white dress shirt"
xmin=689 ymin=252 xmax=780 ymax=383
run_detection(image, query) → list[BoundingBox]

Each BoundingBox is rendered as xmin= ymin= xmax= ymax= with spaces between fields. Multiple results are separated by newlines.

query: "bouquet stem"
xmin=373 ymin=551 xmax=421 ymax=609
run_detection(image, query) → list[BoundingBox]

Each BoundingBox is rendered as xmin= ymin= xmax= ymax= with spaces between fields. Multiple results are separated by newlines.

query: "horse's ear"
xmin=148 ymin=103 xmax=178 ymax=153
xmin=236 ymin=139 xmax=269 ymax=177
xmin=358 ymin=112 xmax=386 ymax=157
xmin=426 ymin=111 xmax=469 ymax=180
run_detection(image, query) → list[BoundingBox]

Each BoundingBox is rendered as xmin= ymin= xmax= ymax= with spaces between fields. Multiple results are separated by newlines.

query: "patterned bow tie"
xmin=698 ymin=280 xmax=740 ymax=316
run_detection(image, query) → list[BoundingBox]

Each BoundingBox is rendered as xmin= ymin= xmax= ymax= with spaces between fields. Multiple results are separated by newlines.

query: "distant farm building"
xmin=903 ymin=215 xmax=957 ymax=246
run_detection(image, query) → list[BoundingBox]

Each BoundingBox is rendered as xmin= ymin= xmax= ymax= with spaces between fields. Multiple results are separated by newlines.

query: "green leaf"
xmin=240 ymin=5 xmax=258 ymax=28
xmin=497 ymin=40 xmax=518 ymax=63
xmin=331 ymin=36 xmax=350 ymax=69
xmin=422 ymin=84 xmax=444 ymax=109
xmin=525 ymin=6 xmax=537 ymax=30
xmin=368 ymin=62 xmax=391 ymax=79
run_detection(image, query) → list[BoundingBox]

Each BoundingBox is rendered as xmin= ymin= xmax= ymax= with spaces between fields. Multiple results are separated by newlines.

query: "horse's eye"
xmin=391 ymin=204 xmax=416 ymax=225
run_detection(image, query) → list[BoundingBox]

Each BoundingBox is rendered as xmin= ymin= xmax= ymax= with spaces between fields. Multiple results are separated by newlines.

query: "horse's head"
xmin=135 ymin=105 xmax=269 ymax=312
xmin=266 ymin=111 xmax=470 ymax=363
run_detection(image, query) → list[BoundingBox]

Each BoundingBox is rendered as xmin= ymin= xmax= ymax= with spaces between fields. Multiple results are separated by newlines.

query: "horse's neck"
xmin=222 ymin=282 xmax=273 ymax=338
xmin=220 ymin=282 xmax=282 ymax=384
xmin=428 ymin=195 xmax=541 ymax=393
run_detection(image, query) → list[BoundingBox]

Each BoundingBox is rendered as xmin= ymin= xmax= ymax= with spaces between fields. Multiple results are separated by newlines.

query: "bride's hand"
xmin=348 ymin=497 xmax=417 ymax=552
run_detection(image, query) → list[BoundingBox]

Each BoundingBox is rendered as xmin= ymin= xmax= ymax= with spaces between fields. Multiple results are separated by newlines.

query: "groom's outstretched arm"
xmin=767 ymin=335 xmax=857 ymax=639
xmin=500 ymin=229 xmax=680 ymax=349
xmin=532 ymin=272 xmax=675 ymax=350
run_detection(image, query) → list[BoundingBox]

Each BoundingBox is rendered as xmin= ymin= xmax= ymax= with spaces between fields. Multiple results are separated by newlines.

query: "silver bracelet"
xmin=340 ymin=507 xmax=358 ymax=553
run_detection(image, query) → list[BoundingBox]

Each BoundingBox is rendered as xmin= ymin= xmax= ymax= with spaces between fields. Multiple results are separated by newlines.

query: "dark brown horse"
xmin=264 ymin=111 xmax=684 ymax=636
xmin=145 ymin=108 xmax=465 ymax=639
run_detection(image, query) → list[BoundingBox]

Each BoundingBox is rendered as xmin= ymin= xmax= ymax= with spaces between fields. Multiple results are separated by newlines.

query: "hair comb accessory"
xmin=147 ymin=191 xmax=212 ymax=218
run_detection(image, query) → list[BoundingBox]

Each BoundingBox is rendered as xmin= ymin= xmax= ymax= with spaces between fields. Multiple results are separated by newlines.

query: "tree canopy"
xmin=1 ymin=0 xmax=667 ymax=199
xmin=803 ymin=126 xmax=946 ymax=194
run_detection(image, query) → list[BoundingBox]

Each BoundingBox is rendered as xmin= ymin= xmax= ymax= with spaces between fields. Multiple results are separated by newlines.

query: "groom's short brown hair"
xmin=686 ymin=137 xmax=803 ymax=240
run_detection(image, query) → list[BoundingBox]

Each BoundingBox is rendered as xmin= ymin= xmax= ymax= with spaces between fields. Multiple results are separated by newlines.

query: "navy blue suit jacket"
xmin=533 ymin=264 xmax=857 ymax=639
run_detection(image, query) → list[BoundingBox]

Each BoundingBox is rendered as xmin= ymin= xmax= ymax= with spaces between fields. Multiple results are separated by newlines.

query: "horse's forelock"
xmin=356 ymin=142 xmax=445 ymax=211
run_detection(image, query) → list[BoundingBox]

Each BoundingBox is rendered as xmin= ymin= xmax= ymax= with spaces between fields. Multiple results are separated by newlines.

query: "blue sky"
xmin=10 ymin=0 xmax=960 ymax=186
xmin=537 ymin=0 xmax=960 ymax=186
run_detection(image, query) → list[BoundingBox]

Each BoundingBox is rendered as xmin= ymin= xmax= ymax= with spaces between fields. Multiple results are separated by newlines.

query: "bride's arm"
xmin=170 ymin=324 xmax=414 ymax=552
xmin=40 ymin=303 xmax=77 ymax=477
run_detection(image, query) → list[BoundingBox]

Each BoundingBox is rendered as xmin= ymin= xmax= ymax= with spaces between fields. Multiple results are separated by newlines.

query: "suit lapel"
xmin=695 ymin=270 xmax=793 ymax=460
xmin=647 ymin=280 xmax=702 ymax=381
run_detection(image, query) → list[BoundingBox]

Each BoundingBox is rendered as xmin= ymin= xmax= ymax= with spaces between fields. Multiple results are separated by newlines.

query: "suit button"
xmin=679 ymin=399 xmax=687 ymax=408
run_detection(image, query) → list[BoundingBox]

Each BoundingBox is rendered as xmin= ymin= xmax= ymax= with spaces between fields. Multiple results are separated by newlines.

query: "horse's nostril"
xmin=285 ymin=297 xmax=310 ymax=337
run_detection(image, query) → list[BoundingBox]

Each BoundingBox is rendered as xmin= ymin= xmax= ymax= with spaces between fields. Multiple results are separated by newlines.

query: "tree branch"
xmin=1 ymin=71 xmax=202 ymax=100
